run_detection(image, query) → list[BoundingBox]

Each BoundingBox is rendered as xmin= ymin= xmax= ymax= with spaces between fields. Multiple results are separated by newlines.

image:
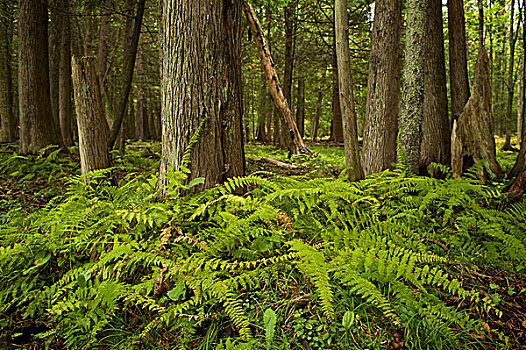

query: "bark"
xmin=518 ymin=55 xmax=523 ymax=146
xmin=48 ymin=0 xmax=60 ymax=132
xmin=72 ymin=57 xmax=110 ymax=175
xmin=160 ymin=0 xmax=245 ymax=192
xmin=421 ymin=0 xmax=451 ymax=174
xmin=280 ymin=1 xmax=296 ymax=149
xmin=502 ymin=0 xmax=519 ymax=151
xmin=0 ymin=0 xmax=15 ymax=142
xmin=107 ymin=0 xmax=146 ymax=150
xmin=59 ymin=0 xmax=73 ymax=146
xmin=511 ymin=18 xmax=526 ymax=179
xmin=448 ymin=0 xmax=471 ymax=121
xmin=400 ymin=0 xmax=426 ymax=174
xmin=478 ymin=0 xmax=485 ymax=50
xmin=136 ymin=89 xmax=144 ymax=140
xmin=361 ymin=0 xmax=402 ymax=175
xmin=312 ymin=76 xmax=324 ymax=142
xmin=451 ymin=48 xmax=503 ymax=177
xmin=242 ymin=1 xmax=312 ymax=156
xmin=256 ymin=67 xmax=268 ymax=143
xmin=296 ymin=76 xmax=305 ymax=137
xmin=18 ymin=0 xmax=62 ymax=155
xmin=331 ymin=44 xmax=344 ymax=142
xmin=97 ymin=0 xmax=112 ymax=93
xmin=334 ymin=0 xmax=364 ymax=181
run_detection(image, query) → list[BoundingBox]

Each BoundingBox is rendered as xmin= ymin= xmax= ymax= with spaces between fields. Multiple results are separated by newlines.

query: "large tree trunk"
xmin=334 ymin=0 xmax=364 ymax=181
xmin=331 ymin=44 xmax=344 ymax=142
xmin=159 ymin=0 xmax=245 ymax=192
xmin=502 ymin=0 xmax=519 ymax=151
xmin=18 ymin=0 xmax=62 ymax=155
xmin=451 ymin=48 xmax=503 ymax=177
xmin=361 ymin=0 xmax=402 ymax=175
xmin=448 ymin=0 xmax=471 ymax=121
xmin=296 ymin=76 xmax=305 ymax=137
xmin=97 ymin=0 xmax=112 ymax=93
xmin=72 ymin=57 xmax=110 ymax=175
xmin=48 ymin=0 xmax=60 ymax=134
xmin=59 ymin=0 xmax=73 ymax=146
xmin=400 ymin=0 xmax=426 ymax=174
xmin=107 ymin=0 xmax=146 ymax=150
xmin=0 ymin=0 xmax=15 ymax=142
xmin=242 ymin=1 xmax=311 ymax=156
xmin=421 ymin=0 xmax=451 ymax=174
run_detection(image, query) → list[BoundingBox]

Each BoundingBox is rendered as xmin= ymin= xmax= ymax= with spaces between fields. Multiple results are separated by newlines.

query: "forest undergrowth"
xmin=0 ymin=140 xmax=525 ymax=350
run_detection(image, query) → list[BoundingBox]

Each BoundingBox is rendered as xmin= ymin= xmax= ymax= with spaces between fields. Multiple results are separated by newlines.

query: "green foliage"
xmin=1 ymin=145 xmax=524 ymax=349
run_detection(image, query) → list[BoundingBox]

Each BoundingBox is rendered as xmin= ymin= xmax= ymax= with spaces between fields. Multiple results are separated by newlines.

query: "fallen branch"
xmin=257 ymin=157 xmax=300 ymax=170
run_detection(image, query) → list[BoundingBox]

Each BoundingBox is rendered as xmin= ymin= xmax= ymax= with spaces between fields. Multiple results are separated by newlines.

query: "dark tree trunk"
xmin=312 ymin=85 xmax=323 ymax=142
xmin=136 ymin=89 xmax=144 ymax=140
xmin=97 ymin=0 xmax=112 ymax=93
xmin=421 ymin=0 xmax=451 ymax=173
xmin=334 ymin=0 xmax=364 ymax=181
xmin=331 ymin=44 xmax=344 ymax=142
xmin=296 ymin=76 xmax=305 ymax=137
xmin=107 ymin=0 xmax=146 ymax=150
xmin=0 ymin=0 xmax=15 ymax=142
xmin=448 ymin=0 xmax=471 ymax=121
xmin=72 ymin=57 xmax=110 ymax=175
xmin=256 ymin=68 xmax=268 ymax=143
xmin=451 ymin=48 xmax=503 ymax=177
xmin=159 ymin=0 xmax=245 ymax=192
xmin=361 ymin=0 xmax=402 ymax=175
xmin=48 ymin=0 xmax=60 ymax=132
xmin=18 ymin=0 xmax=62 ymax=155
xmin=59 ymin=0 xmax=73 ymax=146
xmin=280 ymin=0 xmax=296 ymax=149
xmin=400 ymin=0 xmax=426 ymax=173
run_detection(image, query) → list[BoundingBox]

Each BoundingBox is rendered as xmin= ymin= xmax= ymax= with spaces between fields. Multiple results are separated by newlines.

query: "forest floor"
xmin=0 ymin=138 xmax=525 ymax=349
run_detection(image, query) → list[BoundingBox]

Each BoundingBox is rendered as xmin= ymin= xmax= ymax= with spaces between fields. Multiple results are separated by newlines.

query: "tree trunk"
xmin=421 ymin=0 xmax=451 ymax=174
xmin=502 ymin=0 xmax=519 ymax=151
xmin=59 ymin=0 xmax=73 ymax=146
xmin=361 ymin=0 xmax=402 ymax=175
xmin=242 ymin=1 xmax=311 ymax=156
xmin=312 ymin=73 xmax=324 ymax=142
xmin=334 ymin=0 xmax=364 ymax=181
xmin=400 ymin=0 xmax=426 ymax=174
xmin=280 ymin=0 xmax=296 ymax=150
xmin=48 ymin=0 xmax=60 ymax=133
xmin=451 ymin=48 xmax=503 ymax=177
xmin=97 ymin=0 xmax=112 ymax=93
xmin=296 ymin=76 xmax=305 ymax=137
xmin=0 ymin=0 xmax=15 ymax=142
xmin=136 ymin=89 xmax=144 ymax=140
xmin=107 ymin=0 xmax=146 ymax=150
xmin=159 ymin=0 xmax=245 ymax=192
xmin=18 ymin=0 xmax=62 ymax=155
xmin=448 ymin=0 xmax=471 ymax=121
xmin=331 ymin=43 xmax=344 ymax=142
xmin=72 ymin=57 xmax=110 ymax=175
xmin=518 ymin=55 xmax=523 ymax=146
xmin=256 ymin=68 xmax=268 ymax=143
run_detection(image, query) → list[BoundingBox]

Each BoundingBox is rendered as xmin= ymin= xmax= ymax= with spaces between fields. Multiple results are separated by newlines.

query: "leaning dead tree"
xmin=451 ymin=48 xmax=503 ymax=178
xmin=242 ymin=1 xmax=312 ymax=157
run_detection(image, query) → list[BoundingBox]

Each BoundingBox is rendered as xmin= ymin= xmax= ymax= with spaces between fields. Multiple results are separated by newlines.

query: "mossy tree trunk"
xmin=361 ymin=0 xmax=402 ymax=175
xmin=399 ymin=0 xmax=426 ymax=174
xmin=334 ymin=0 xmax=364 ymax=181
xmin=159 ymin=0 xmax=245 ymax=192
xmin=72 ymin=57 xmax=110 ymax=175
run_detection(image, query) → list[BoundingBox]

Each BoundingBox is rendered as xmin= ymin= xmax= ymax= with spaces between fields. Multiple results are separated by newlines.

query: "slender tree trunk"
xmin=400 ymin=0 xmax=426 ymax=174
xmin=312 ymin=85 xmax=323 ymax=142
xmin=48 ymin=0 xmax=60 ymax=132
xmin=280 ymin=1 xmax=296 ymax=149
xmin=18 ymin=0 xmax=62 ymax=155
xmin=72 ymin=57 xmax=110 ymax=175
xmin=296 ymin=76 xmax=305 ymax=137
xmin=59 ymin=0 xmax=73 ymax=146
xmin=519 ymin=49 xmax=524 ymax=146
xmin=242 ymin=1 xmax=311 ymax=156
xmin=97 ymin=0 xmax=112 ymax=93
xmin=257 ymin=67 xmax=268 ymax=143
xmin=0 ymin=0 xmax=15 ymax=142
xmin=361 ymin=0 xmax=402 ymax=174
xmin=502 ymin=0 xmax=519 ymax=150
xmin=448 ymin=0 xmax=471 ymax=121
xmin=421 ymin=0 xmax=451 ymax=173
xmin=136 ymin=89 xmax=144 ymax=140
xmin=331 ymin=42 xmax=344 ymax=142
xmin=107 ymin=0 xmax=146 ymax=150
xmin=334 ymin=0 xmax=364 ymax=181
xmin=478 ymin=0 xmax=485 ymax=50
xmin=159 ymin=0 xmax=245 ymax=192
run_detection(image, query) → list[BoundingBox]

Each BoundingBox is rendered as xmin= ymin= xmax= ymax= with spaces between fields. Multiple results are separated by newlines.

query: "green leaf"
xmin=264 ymin=308 xmax=277 ymax=348
xmin=188 ymin=177 xmax=206 ymax=188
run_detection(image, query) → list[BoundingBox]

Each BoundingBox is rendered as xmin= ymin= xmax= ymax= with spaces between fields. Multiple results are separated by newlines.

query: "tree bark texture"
xmin=421 ymin=0 xmax=451 ymax=173
xmin=448 ymin=0 xmax=471 ymax=121
xmin=107 ymin=0 xmax=146 ymax=149
xmin=280 ymin=1 xmax=296 ymax=149
xmin=243 ymin=1 xmax=311 ymax=156
xmin=59 ymin=0 xmax=73 ymax=146
xmin=296 ymin=76 xmax=305 ymax=137
xmin=334 ymin=0 xmax=364 ymax=181
xmin=331 ymin=44 xmax=344 ymax=142
xmin=0 ymin=0 xmax=15 ymax=142
xmin=160 ymin=0 xmax=245 ymax=191
xmin=451 ymin=48 xmax=503 ymax=177
xmin=361 ymin=0 xmax=402 ymax=175
xmin=48 ymin=0 xmax=60 ymax=133
xmin=511 ymin=19 xmax=526 ymax=179
xmin=312 ymin=75 xmax=324 ymax=142
xmin=18 ymin=0 xmax=62 ymax=155
xmin=400 ymin=0 xmax=426 ymax=174
xmin=97 ymin=0 xmax=112 ymax=93
xmin=518 ymin=55 xmax=523 ymax=146
xmin=72 ymin=57 xmax=110 ymax=175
